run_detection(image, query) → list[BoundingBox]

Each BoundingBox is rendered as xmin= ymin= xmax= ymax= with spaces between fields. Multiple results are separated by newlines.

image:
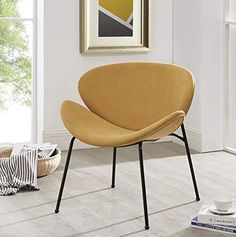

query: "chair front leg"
xmin=138 ymin=142 xmax=150 ymax=230
xmin=55 ymin=136 xmax=76 ymax=213
xmin=181 ymin=124 xmax=200 ymax=201
xmin=111 ymin=147 xmax=117 ymax=188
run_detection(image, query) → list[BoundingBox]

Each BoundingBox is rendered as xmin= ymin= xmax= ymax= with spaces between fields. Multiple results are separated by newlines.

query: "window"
xmin=0 ymin=0 xmax=35 ymax=146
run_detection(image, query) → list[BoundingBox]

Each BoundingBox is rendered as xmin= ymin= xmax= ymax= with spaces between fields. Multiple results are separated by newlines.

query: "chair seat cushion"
xmin=61 ymin=101 xmax=185 ymax=147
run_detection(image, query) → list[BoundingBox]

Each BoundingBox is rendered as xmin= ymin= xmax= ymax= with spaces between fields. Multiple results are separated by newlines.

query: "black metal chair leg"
xmin=181 ymin=124 xmax=200 ymax=201
xmin=111 ymin=147 xmax=117 ymax=188
xmin=55 ymin=137 xmax=76 ymax=213
xmin=138 ymin=142 xmax=150 ymax=230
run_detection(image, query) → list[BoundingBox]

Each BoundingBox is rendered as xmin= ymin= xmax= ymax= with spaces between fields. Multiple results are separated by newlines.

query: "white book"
xmin=198 ymin=205 xmax=236 ymax=226
xmin=191 ymin=217 xmax=236 ymax=235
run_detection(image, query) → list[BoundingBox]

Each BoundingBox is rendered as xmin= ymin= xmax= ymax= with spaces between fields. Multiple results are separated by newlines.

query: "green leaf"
xmin=0 ymin=1 xmax=32 ymax=110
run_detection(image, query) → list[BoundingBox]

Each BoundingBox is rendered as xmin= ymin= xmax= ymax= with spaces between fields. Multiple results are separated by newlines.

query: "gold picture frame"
xmin=80 ymin=0 xmax=150 ymax=53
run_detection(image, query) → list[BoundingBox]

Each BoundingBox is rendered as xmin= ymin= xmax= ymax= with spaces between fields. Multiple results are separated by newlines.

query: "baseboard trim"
xmin=171 ymin=127 xmax=202 ymax=152
xmin=43 ymin=129 xmax=94 ymax=150
xmin=225 ymin=147 xmax=236 ymax=155
xmin=43 ymin=129 xmax=171 ymax=151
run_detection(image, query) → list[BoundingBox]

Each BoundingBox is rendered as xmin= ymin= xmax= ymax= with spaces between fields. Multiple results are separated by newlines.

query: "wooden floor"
xmin=0 ymin=142 xmax=236 ymax=237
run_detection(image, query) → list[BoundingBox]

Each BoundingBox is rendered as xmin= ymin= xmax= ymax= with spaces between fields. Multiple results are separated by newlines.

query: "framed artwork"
xmin=80 ymin=0 xmax=150 ymax=53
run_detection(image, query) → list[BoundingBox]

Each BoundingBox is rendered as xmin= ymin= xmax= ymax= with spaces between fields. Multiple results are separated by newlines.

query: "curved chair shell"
xmin=61 ymin=62 xmax=194 ymax=147
xmin=61 ymin=100 xmax=185 ymax=147
xmin=79 ymin=62 xmax=194 ymax=131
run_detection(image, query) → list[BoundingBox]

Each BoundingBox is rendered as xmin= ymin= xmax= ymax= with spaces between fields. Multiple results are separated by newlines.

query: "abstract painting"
xmin=99 ymin=0 xmax=133 ymax=37
xmin=80 ymin=0 xmax=150 ymax=53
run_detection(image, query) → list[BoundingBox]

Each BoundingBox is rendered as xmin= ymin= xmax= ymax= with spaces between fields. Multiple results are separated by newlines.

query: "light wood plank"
xmin=0 ymin=142 xmax=235 ymax=237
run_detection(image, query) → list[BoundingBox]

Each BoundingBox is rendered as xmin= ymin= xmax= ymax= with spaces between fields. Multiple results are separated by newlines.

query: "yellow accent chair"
xmin=55 ymin=62 xmax=200 ymax=230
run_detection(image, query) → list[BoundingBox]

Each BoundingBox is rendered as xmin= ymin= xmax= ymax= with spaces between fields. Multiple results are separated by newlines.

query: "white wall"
xmin=42 ymin=0 xmax=226 ymax=152
xmin=42 ymin=0 xmax=174 ymax=149
xmin=174 ymin=0 xmax=202 ymax=132
xmin=200 ymin=0 xmax=224 ymax=152
xmin=225 ymin=24 xmax=236 ymax=151
xmin=173 ymin=0 xmax=225 ymax=152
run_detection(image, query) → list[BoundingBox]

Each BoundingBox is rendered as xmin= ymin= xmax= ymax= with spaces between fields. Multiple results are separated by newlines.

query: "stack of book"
xmin=191 ymin=205 xmax=236 ymax=235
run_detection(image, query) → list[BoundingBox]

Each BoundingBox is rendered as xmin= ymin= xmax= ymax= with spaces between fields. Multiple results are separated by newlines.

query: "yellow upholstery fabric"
xmin=61 ymin=63 xmax=194 ymax=147
xmin=79 ymin=63 xmax=194 ymax=131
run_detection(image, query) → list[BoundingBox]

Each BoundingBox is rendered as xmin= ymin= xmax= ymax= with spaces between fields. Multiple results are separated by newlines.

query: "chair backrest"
xmin=79 ymin=62 xmax=194 ymax=131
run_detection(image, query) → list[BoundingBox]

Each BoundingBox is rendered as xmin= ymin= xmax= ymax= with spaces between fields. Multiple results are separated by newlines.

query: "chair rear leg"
xmin=111 ymin=147 xmax=117 ymax=188
xmin=181 ymin=124 xmax=200 ymax=201
xmin=55 ymin=136 xmax=76 ymax=213
xmin=138 ymin=142 xmax=150 ymax=230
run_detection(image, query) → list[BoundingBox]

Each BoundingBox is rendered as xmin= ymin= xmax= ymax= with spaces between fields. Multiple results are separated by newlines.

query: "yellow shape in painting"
xmin=99 ymin=0 xmax=133 ymax=22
